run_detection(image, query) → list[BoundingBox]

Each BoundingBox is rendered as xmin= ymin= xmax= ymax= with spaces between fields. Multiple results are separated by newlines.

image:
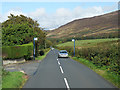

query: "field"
xmin=57 ymin=38 xmax=118 ymax=48
xmin=56 ymin=38 xmax=119 ymax=88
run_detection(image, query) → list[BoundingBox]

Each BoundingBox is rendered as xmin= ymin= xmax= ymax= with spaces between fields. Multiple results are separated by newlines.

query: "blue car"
xmin=58 ymin=50 xmax=68 ymax=58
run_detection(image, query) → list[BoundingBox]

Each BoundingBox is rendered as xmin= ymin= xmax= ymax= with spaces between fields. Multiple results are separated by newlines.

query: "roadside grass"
xmin=57 ymin=38 xmax=118 ymax=48
xmin=2 ymin=71 xmax=26 ymax=88
xmin=35 ymin=49 xmax=50 ymax=60
xmin=72 ymin=57 xmax=120 ymax=88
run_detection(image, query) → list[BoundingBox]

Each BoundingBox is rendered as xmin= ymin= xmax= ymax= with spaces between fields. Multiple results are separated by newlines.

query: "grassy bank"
xmin=57 ymin=38 xmax=118 ymax=48
xmin=72 ymin=57 xmax=120 ymax=88
xmin=35 ymin=48 xmax=50 ymax=60
xmin=2 ymin=70 xmax=26 ymax=88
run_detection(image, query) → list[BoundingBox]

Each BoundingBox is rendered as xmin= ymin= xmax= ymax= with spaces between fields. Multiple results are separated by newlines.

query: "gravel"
xmin=3 ymin=60 xmax=41 ymax=76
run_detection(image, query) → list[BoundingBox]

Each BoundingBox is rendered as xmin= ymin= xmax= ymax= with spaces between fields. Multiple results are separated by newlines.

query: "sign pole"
xmin=33 ymin=37 xmax=38 ymax=60
xmin=33 ymin=38 xmax=35 ymax=60
xmin=74 ymin=39 xmax=75 ymax=56
xmin=72 ymin=39 xmax=75 ymax=57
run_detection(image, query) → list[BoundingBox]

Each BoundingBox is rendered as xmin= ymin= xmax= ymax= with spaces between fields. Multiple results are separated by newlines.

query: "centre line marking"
xmin=60 ymin=66 xmax=64 ymax=73
xmin=64 ymin=78 xmax=70 ymax=90
xmin=58 ymin=61 xmax=60 ymax=65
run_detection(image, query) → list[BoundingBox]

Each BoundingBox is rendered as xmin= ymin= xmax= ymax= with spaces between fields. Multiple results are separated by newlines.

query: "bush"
xmin=56 ymin=42 xmax=119 ymax=75
xmin=24 ymin=55 xmax=31 ymax=60
xmin=2 ymin=43 xmax=33 ymax=60
xmin=2 ymin=69 xmax=9 ymax=76
xmin=39 ymin=50 xmax=44 ymax=56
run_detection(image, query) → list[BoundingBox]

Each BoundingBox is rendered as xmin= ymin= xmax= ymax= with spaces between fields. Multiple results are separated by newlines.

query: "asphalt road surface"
xmin=4 ymin=60 xmax=40 ymax=76
xmin=23 ymin=49 xmax=116 ymax=89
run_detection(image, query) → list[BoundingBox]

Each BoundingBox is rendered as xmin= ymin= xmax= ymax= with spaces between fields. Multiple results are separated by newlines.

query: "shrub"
xmin=39 ymin=50 xmax=44 ymax=56
xmin=2 ymin=43 xmax=33 ymax=60
xmin=43 ymin=48 xmax=50 ymax=53
xmin=56 ymin=41 xmax=119 ymax=75
xmin=2 ymin=69 xmax=9 ymax=76
xmin=24 ymin=55 xmax=31 ymax=60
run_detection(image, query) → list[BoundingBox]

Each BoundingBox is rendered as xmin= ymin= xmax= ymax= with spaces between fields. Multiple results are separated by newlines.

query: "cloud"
xmin=43 ymin=6 xmax=104 ymax=29
xmin=72 ymin=6 xmax=103 ymax=19
xmin=39 ymin=6 xmax=104 ymax=30
xmin=29 ymin=8 xmax=46 ymax=18
xmin=1 ymin=5 xmax=116 ymax=30
xmin=55 ymin=8 xmax=72 ymax=17
xmin=0 ymin=9 xmax=27 ymax=22
xmin=7 ymin=10 xmax=27 ymax=16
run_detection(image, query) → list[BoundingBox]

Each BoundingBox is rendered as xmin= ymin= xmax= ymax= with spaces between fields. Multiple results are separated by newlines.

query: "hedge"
xmin=57 ymin=42 xmax=120 ymax=75
xmin=2 ymin=43 xmax=33 ymax=59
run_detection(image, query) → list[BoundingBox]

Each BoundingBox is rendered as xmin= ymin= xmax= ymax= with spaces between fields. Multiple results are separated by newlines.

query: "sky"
xmin=0 ymin=1 xmax=119 ymax=30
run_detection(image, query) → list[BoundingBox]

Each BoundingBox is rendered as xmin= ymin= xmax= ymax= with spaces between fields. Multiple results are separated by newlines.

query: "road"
xmin=23 ymin=49 xmax=116 ymax=89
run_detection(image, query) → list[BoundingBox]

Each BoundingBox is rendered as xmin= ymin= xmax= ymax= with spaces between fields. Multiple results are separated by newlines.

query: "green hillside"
xmin=57 ymin=38 xmax=118 ymax=48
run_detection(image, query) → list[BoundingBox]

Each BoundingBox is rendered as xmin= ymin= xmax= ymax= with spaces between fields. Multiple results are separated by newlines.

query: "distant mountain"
xmin=47 ymin=10 xmax=119 ymax=39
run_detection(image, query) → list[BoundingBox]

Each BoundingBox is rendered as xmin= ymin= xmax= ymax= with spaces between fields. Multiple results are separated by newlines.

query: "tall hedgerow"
xmin=2 ymin=43 xmax=33 ymax=59
xmin=57 ymin=41 xmax=119 ymax=75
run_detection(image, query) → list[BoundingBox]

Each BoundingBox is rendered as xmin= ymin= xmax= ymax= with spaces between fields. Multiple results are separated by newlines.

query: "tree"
xmin=46 ymin=39 xmax=52 ymax=48
xmin=2 ymin=14 xmax=46 ymax=48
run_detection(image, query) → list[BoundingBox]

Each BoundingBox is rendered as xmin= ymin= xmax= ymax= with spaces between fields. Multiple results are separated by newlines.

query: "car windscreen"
xmin=60 ymin=51 xmax=67 ymax=53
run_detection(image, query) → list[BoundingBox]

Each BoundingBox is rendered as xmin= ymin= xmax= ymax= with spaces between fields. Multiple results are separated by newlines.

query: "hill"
xmin=57 ymin=38 xmax=118 ymax=48
xmin=47 ymin=10 xmax=119 ymax=39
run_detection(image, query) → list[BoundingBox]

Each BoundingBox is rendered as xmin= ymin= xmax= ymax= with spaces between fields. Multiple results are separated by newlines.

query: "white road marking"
xmin=60 ymin=66 xmax=64 ymax=73
xmin=57 ymin=59 xmax=58 ymax=61
xmin=58 ymin=61 xmax=60 ymax=65
xmin=64 ymin=78 xmax=70 ymax=90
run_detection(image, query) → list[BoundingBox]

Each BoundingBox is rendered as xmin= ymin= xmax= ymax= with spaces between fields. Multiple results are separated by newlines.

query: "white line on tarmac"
xmin=57 ymin=59 xmax=58 ymax=61
xmin=60 ymin=66 xmax=64 ymax=73
xmin=64 ymin=78 xmax=70 ymax=90
xmin=58 ymin=61 xmax=60 ymax=65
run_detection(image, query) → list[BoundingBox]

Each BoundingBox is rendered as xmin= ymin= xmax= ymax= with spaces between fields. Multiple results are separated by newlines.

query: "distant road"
xmin=23 ymin=49 xmax=116 ymax=89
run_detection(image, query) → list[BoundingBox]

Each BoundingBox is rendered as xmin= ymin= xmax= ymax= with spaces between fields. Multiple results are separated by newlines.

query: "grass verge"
xmin=35 ymin=49 xmax=50 ymax=60
xmin=2 ymin=71 xmax=27 ymax=88
xmin=72 ymin=57 xmax=120 ymax=88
